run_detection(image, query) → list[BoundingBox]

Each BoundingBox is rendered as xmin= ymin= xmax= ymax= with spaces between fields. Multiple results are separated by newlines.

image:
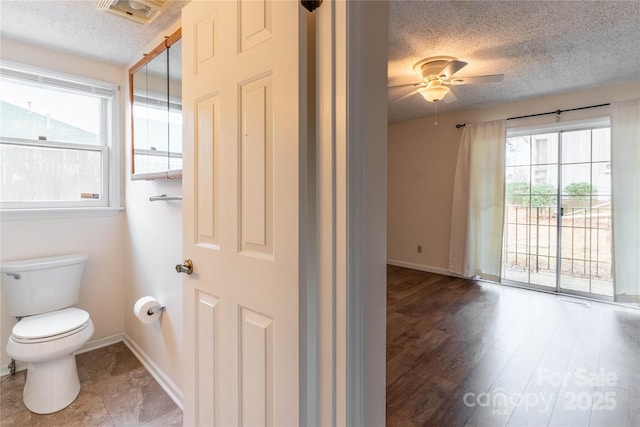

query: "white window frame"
xmin=0 ymin=61 xmax=121 ymax=215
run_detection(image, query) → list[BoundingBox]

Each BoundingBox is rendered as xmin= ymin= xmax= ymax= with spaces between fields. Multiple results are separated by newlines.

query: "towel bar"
xmin=149 ymin=194 xmax=182 ymax=202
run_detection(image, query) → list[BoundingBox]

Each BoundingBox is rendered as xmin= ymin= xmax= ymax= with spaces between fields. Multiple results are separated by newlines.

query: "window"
xmin=503 ymin=118 xmax=613 ymax=298
xmin=0 ymin=63 xmax=119 ymax=210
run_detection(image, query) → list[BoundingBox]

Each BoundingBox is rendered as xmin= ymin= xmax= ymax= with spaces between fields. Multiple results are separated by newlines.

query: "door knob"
xmin=176 ymin=259 xmax=193 ymax=274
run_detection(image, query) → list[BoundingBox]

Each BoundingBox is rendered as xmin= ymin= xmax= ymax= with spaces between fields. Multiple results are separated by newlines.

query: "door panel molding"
xmin=195 ymin=11 xmax=220 ymax=74
xmin=195 ymin=290 xmax=219 ymax=426
xmin=239 ymin=0 xmax=273 ymax=52
xmin=195 ymin=94 xmax=220 ymax=248
xmin=239 ymin=74 xmax=273 ymax=257
xmin=239 ymin=307 xmax=274 ymax=426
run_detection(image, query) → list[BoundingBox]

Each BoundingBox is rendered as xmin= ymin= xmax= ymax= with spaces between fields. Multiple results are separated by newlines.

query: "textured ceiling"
xmin=0 ymin=0 xmax=188 ymax=66
xmin=2 ymin=1 xmax=638 ymax=123
xmin=388 ymin=0 xmax=640 ymax=122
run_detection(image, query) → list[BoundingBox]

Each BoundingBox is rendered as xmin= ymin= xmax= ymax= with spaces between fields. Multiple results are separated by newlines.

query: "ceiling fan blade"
xmin=438 ymin=60 xmax=467 ymax=80
xmin=390 ymin=84 xmax=427 ymax=103
xmin=448 ymin=74 xmax=504 ymax=85
xmin=443 ymin=89 xmax=457 ymax=104
xmin=388 ymin=81 xmax=422 ymax=90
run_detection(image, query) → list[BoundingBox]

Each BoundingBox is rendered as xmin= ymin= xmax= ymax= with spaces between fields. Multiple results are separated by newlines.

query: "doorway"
xmin=502 ymin=121 xmax=613 ymax=298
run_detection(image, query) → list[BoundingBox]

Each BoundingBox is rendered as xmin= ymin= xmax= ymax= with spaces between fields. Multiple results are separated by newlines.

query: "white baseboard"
xmin=1 ymin=333 xmax=125 ymax=377
xmin=387 ymin=259 xmax=463 ymax=277
xmin=123 ymin=334 xmax=183 ymax=410
xmin=76 ymin=333 xmax=124 ymax=355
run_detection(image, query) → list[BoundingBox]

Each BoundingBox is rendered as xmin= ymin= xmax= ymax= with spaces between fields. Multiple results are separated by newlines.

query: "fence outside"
xmin=502 ymin=203 xmax=613 ymax=296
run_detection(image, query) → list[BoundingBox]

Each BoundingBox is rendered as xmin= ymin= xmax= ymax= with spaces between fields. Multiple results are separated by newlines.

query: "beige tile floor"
xmin=0 ymin=342 xmax=182 ymax=426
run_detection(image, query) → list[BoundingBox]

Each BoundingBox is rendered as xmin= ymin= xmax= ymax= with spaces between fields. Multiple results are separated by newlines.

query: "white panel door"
xmin=182 ymin=1 xmax=305 ymax=425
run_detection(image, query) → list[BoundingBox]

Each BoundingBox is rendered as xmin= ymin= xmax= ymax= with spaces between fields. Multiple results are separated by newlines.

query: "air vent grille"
xmin=95 ymin=0 xmax=117 ymax=10
xmin=95 ymin=0 xmax=168 ymax=24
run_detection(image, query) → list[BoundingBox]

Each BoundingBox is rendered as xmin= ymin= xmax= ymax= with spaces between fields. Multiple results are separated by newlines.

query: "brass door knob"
xmin=176 ymin=259 xmax=193 ymax=274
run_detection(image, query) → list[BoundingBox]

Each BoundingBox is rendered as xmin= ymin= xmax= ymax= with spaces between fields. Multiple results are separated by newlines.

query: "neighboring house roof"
xmin=0 ymin=101 xmax=98 ymax=144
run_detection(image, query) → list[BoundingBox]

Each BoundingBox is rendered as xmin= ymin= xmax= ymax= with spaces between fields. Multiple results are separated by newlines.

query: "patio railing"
xmin=503 ymin=204 xmax=612 ymax=281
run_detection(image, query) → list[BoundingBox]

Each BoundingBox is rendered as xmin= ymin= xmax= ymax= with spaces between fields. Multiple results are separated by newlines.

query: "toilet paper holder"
xmin=147 ymin=305 xmax=166 ymax=315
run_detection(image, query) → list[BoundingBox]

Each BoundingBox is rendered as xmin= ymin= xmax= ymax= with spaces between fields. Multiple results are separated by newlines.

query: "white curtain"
xmin=449 ymin=119 xmax=507 ymax=281
xmin=611 ymin=99 xmax=640 ymax=303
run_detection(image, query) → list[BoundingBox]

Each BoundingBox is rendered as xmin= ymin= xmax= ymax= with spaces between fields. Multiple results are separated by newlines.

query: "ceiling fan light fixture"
xmin=419 ymin=85 xmax=450 ymax=103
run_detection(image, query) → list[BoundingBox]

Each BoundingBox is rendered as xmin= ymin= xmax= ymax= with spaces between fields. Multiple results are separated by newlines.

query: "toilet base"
xmin=23 ymin=354 xmax=81 ymax=414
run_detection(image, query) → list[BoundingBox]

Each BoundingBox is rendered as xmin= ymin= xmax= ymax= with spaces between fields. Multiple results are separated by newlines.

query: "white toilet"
xmin=1 ymin=253 xmax=94 ymax=414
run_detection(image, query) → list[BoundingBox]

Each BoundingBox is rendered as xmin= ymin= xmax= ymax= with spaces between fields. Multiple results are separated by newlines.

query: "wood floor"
xmin=386 ymin=265 xmax=640 ymax=427
xmin=1 ymin=342 xmax=181 ymax=426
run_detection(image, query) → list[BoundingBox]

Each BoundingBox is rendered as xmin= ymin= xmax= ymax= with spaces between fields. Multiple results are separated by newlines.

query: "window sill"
xmin=0 ymin=207 xmax=125 ymax=221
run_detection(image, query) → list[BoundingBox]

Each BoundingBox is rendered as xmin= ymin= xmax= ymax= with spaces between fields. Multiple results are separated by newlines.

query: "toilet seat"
xmin=12 ymin=308 xmax=91 ymax=344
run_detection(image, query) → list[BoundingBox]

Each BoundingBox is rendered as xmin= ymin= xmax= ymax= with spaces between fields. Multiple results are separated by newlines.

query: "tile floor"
xmin=0 ymin=342 xmax=182 ymax=426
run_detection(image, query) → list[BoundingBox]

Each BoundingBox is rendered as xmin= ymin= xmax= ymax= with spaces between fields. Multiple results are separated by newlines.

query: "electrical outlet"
xmin=417 ymin=245 xmax=422 ymax=253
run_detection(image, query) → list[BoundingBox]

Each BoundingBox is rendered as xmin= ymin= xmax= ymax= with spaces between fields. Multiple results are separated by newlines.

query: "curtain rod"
xmin=455 ymin=103 xmax=611 ymax=129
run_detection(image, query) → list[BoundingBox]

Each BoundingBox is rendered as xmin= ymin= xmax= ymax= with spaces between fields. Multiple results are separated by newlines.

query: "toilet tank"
xmin=1 ymin=253 xmax=89 ymax=317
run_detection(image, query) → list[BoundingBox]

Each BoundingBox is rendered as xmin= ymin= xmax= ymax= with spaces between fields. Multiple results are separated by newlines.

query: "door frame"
xmin=304 ymin=1 xmax=388 ymax=425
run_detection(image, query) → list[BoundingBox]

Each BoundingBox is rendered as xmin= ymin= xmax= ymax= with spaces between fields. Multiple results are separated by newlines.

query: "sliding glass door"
xmin=557 ymin=128 xmax=612 ymax=296
xmin=502 ymin=124 xmax=613 ymax=298
xmin=503 ymin=132 xmax=559 ymax=289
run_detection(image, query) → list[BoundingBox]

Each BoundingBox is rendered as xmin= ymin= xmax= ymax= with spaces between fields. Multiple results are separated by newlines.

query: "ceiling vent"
xmin=96 ymin=0 xmax=169 ymax=24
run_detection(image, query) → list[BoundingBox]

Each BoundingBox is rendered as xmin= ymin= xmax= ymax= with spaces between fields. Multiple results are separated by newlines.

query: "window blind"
xmin=0 ymin=64 xmax=116 ymax=98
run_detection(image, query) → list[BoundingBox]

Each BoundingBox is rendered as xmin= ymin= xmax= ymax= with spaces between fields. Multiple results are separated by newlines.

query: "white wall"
xmin=388 ymin=80 xmax=640 ymax=274
xmin=1 ymin=24 xmax=184 ymax=401
xmin=0 ymin=39 xmax=128 ymax=372
xmin=123 ymin=18 xmax=183 ymax=402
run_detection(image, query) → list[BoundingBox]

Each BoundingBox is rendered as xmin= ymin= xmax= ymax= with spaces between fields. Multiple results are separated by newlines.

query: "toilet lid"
xmin=12 ymin=308 xmax=90 ymax=341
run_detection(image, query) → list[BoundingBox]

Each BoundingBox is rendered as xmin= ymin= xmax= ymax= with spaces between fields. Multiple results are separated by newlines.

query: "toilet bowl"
xmin=1 ymin=254 xmax=93 ymax=414
xmin=6 ymin=308 xmax=94 ymax=414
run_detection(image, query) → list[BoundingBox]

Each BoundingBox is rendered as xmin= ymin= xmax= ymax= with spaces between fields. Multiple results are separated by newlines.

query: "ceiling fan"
xmin=390 ymin=56 xmax=504 ymax=104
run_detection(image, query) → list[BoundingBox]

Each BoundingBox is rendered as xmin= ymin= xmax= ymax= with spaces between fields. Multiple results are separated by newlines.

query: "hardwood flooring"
xmin=1 ymin=342 xmax=181 ymax=426
xmin=386 ymin=265 xmax=640 ymax=427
